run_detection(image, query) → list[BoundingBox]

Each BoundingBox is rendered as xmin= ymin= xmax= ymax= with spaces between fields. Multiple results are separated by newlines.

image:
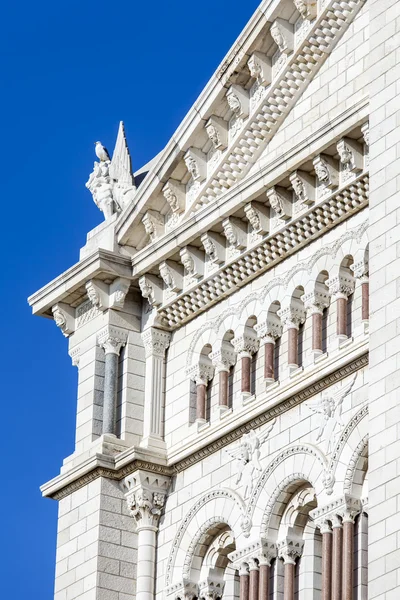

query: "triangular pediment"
xmin=117 ymin=0 xmax=366 ymax=250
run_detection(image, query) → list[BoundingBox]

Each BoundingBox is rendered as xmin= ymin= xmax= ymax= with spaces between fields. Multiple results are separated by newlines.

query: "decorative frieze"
xmin=52 ymin=303 xmax=75 ymax=337
xmin=189 ymin=0 xmax=365 ymax=213
xmin=158 ymin=175 xmax=368 ymax=328
xmin=142 ymin=209 xmax=164 ymax=242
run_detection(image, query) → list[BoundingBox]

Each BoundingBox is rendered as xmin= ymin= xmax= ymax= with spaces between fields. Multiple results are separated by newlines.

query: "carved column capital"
xmin=301 ymin=289 xmax=330 ymax=315
xmin=124 ymin=470 xmax=170 ymax=530
xmin=315 ymin=518 xmax=333 ymax=535
xmin=254 ymin=320 xmax=282 ymax=343
xmin=310 ymin=495 xmax=361 ymax=528
xmin=187 ymin=361 xmax=214 ymax=385
xmin=326 ymin=274 xmax=355 ymax=300
xmin=277 ymin=305 xmax=306 ymax=330
xmin=141 ymin=328 xmax=171 ymax=358
xmin=69 ymin=346 xmax=81 ymax=367
xmin=350 ymin=260 xmax=369 ymax=282
xmin=277 ymin=538 xmax=304 ymax=565
xmin=198 ymin=580 xmax=225 ymax=600
xmin=232 ymin=333 xmax=259 ymax=358
xmin=210 ymin=343 xmax=236 ymax=373
xmin=97 ymin=326 xmax=128 ymax=355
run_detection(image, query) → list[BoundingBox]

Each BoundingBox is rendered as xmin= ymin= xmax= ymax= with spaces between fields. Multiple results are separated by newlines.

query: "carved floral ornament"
xmin=141 ymin=328 xmax=171 ymax=358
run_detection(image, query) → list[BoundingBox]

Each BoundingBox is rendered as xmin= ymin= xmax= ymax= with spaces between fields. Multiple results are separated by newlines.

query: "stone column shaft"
xmin=312 ymin=312 xmax=323 ymax=353
xmin=136 ymin=526 xmax=157 ymax=600
xmin=336 ymin=296 xmax=347 ymax=337
xmin=361 ymin=280 xmax=369 ymax=322
xmin=241 ymin=355 xmax=251 ymax=394
xmin=103 ymin=352 xmax=119 ymax=435
xmin=321 ymin=529 xmax=332 ymax=600
xmin=287 ymin=326 xmax=298 ymax=368
xmin=332 ymin=522 xmax=343 ymax=600
xmin=240 ymin=570 xmax=250 ymax=600
xmin=264 ymin=342 xmax=275 ymax=381
xmin=141 ymin=329 xmax=171 ymax=449
xmin=196 ymin=383 xmax=207 ymax=421
xmin=219 ymin=369 xmax=229 ymax=407
xmin=342 ymin=520 xmax=354 ymax=600
xmin=258 ymin=564 xmax=270 ymax=600
xmin=283 ymin=562 xmax=295 ymax=600
xmin=249 ymin=565 xmax=259 ymax=600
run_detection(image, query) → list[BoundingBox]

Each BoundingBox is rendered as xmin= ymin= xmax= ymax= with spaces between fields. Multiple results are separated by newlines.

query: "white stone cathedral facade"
xmin=29 ymin=0 xmax=400 ymax=598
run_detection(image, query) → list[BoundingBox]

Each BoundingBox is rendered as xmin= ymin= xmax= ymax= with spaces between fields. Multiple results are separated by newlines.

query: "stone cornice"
xmin=116 ymin=0 xmax=365 ymax=249
xmin=28 ymin=249 xmax=132 ymax=318
xmin=41 ymin=349 xmax=367 ymax=500
xmin=158 ymin=174 xmax=369 ymax=329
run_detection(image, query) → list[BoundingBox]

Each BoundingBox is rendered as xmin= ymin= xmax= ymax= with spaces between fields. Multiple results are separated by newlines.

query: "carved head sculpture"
xmin=294 ymin=0 xmax=308 ymax=17
xmin=203 ymin=237 xmax=217 ymax=261
xmin=160 ymin=264 xmax=175 ymax=289
xmin=315 ymin=159 xmax=330 ymax=183
xmin=337 ymin=143 xmax=353 ymax=166
xmin=271 ymin=23 xmax=285 ymax=51
xmin=163 ymin=187 xmax=180 ymax=213
xmin=184 ymin=155 xmax=199 ymax=180
xmin=248 ymin=55 xmax=262 ymax=80
xmin=143 ymin=216 xmax=155 ymax=238
xmin=224 ymin=222 xmax=237 ymax=246
xmin=86 ymin=283 xmax=100 ymax=307
xmin=246 ymin=206 xmax=261 ymax=231
xmin=227 ymin=93 xmax=242 ymax=116
xmin=206 ymin=124 xmax=220 ymax=148
xmin=53 ymin=308 xmax=66 ymax=329
xmin=269 ymin=191 xmax=283 ymax=215
xmin=181 ymin=251 xmax=195 ymax=276
xmin=139 ymin=278 xmax=153 ymax=301
xmin=292 ymin=176 xmax=305 ymax=200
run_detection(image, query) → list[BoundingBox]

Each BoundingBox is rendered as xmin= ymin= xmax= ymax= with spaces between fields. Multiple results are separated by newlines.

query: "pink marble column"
xmin=258 ymin=561 xmax=270 ymax=600
xmin=287 ymin=326 xmax=299 ymax=368
xmin=361 ymin=279 xmax=369 ymax=322
xmin=320 ymin=521 xmax=333 ymax=600
xmin=264 ymin=341 xmax=275 ymax=381
xmin=218 ymin=369 xmax=229 ymax=407
xmin=196 ymin=382 xmax=206 ymax=421
xmin=312 ymin=312 xmax=323 ymax=353
xmin=342 ymin=515 xmax=356 ymax=600
xmin=249 ymin=560 xmax=259 ymax=600
xmin=241 ymin=355 xmax=251 ymax=395
xmin=336 ymin=296 xmax=347 ymax=337
xmin=240 ymin=564 xmax=250 ymax=600
xmin=331 ymin=516 xmax=343 ymax=600
xmin=283 ymin=562 xmax=295 ymax=600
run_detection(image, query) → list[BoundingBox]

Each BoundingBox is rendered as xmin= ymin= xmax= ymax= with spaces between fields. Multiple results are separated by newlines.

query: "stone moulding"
xmin=189 ymin=0 xmax=366 ymax=214
xmin=44 ymin=353 xmax=367 ymax=501
xmin=159 ymin=174 xmax=369 ymax=329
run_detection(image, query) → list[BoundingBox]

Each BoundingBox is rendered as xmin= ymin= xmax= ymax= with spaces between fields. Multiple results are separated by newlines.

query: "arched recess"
xmin=165 ymin=489 xmax=246 ymax=589
xmin=242 ymin=444 xmax=328 ymax=538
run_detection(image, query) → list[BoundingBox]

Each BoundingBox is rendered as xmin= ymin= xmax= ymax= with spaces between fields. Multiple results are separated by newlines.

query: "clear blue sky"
xmin=0 ymin=1 xmax=261 ymax=598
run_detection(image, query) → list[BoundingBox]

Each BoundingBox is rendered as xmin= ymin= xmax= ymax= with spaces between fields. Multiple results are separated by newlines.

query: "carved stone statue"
xmin=227 ymin=93 xmax=242 ymax=116
xmin=86 ymin=122 xmax=136 ymax=220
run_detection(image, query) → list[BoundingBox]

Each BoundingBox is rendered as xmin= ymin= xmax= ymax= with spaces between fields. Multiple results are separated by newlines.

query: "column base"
xmin=217 ymin=405 xmax=232 ymax=419
xmin=314 ymin=351 xmax=328 ymax=364
xmin=242 ymin=393 xmax=256 ymax=406
xmin=197 ymin=419 xmax=210 ymax=433
xmin=265 ymin=379 xmax=279 ymax=392
xmin=139 ymin=435 xmax=167 ymax=453
xmin=289 ymin=365 xmax=303 ymax=378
